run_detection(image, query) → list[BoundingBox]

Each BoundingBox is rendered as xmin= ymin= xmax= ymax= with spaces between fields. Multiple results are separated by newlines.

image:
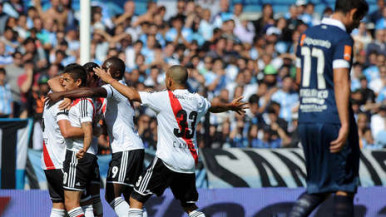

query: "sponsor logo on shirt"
xmin=344 ymin=45 xmax=352 ymax=61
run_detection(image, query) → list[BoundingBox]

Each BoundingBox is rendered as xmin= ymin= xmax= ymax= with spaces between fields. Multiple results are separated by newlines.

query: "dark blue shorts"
xmin=298 ymin=122 xmax=360 ymax=194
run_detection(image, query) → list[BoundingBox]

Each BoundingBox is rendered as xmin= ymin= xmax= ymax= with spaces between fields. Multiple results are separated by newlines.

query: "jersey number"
xmin=301 ymin=47 xmax=326 ymax=89
xmin=173 ymin=110 xmax=198 ymax=139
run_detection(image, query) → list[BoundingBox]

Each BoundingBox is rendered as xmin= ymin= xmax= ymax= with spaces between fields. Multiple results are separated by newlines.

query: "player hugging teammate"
xmin=45 ymin=60 xmax=247 ymax=217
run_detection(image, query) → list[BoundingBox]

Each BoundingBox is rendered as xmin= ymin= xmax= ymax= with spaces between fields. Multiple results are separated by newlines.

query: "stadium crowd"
xmin=0 ymin=0 xmax=384 ymax=151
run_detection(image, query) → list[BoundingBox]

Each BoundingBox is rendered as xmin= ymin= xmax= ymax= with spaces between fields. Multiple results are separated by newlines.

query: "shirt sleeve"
xmin=55 ymin=102 xmax=69 ymax=121
xmin=197 ymin=96 xmax=211 ymax=119
xmin=332 ymin=36 xmax=354 ymax=69
xmin=139 ymin=91 xmax=164 ymax=113
xmin=102 ymin=84 xmax=114 ymax=99
xmin=79 ymin=99 xmax=94 ymax=123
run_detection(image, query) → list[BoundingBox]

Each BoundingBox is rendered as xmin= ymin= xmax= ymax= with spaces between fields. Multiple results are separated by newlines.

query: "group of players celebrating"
xmin=42 ymin=57 xmax=247 ymax=217
xmin=41 ymin=0 xmax=369 ymax=216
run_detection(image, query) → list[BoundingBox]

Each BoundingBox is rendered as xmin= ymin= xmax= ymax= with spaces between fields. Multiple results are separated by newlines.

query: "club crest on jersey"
xmin=344 ymin=45 xmax=352 ymax=61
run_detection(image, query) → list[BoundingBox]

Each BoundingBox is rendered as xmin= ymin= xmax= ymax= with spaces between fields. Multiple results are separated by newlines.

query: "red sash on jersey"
xmin=168 ymin=91 xmax=198 ymax=165
xmin=43 ymin=141 xmax=55 ymax=170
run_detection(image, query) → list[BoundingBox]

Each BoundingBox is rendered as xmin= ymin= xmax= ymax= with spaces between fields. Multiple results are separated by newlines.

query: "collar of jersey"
xmin=321 ymin=17 xmax=346 ymax=32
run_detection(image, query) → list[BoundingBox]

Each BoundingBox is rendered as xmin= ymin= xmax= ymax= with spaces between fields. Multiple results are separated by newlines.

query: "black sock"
xmin=333 ymin=195 xmax=354 ymax=217
xmin=289 ymin=193 xmax=329 ymax=217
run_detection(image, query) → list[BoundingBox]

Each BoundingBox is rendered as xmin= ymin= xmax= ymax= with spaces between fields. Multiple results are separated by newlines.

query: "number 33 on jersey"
xmin=139 ymin=89 xmax=211 ymax=174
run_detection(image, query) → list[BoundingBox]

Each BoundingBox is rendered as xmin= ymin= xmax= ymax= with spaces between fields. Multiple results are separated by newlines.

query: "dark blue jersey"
xmin=297 ymin=18 xmax=354 ymax=124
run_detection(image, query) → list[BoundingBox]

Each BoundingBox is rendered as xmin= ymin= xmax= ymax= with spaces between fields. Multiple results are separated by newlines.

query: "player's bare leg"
xmin=64 ymin=190 xmax=85 ymax=217
xmin=334 ymin=191 xmax=354 ymax=217
xmin=50 ymin=202 xmax=66 ymax=217
xmin=127 ymin=197 xmax=144 ymax=217
xmin=289 ymin=192 xmax=330 ymax=217
xmin=89 ymin=183 xmax=103 ymax=217
xmin=183 ymin=204 xmax=206 ymax=217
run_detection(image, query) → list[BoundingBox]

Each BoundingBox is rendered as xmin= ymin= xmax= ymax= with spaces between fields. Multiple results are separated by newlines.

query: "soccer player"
xmin=60 ymin=64 xmax=97 ymax=217
xmin=289 ymin=0 xmax=368 ymax=217
xmin=94 ymin=65 xmax=247 ymax=217
xmin=49 ymin=57 xmax=146 ymax=217
xmin=48 ymin=62 xmax=104 ymax=217
xmin=42 ymin=87 xmax=86 ymax=217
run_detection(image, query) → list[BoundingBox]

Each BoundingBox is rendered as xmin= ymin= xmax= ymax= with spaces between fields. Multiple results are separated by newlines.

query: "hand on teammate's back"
xmin=58 ymin=98 xmax=72 ymax=110
xmin=230 ymin=96 xmax=249 ymax=116
xmin=330 ymin=125 xmax=349 ymax=153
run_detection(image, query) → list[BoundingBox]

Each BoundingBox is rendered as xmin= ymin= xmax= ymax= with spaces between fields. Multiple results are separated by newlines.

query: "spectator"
xmin=371 ymin=105 xmax=386 ymax=147
xmin=357 ymin=112 xmax=375 ymax=149
xmin=0 ymin=41 xmax=13 ymax=66
xmin=368 ymin=0 xmax=384 ymax=24
xmin=253 ymin=4 xmax=273 ymax=35
xmin=4 ymin=51 xmax=23 ymax=117
xmin=0 ymin=68 xmax=13 ymax=118
xmin=271 ymin=76 xmax=299 ymax=123
xmin=0 ymin=3 xmax=10 ymax=35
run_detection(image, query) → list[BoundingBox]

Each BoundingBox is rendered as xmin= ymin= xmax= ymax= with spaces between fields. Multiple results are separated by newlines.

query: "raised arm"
xmin=330 ymin=67 xmax=350 ymax=153
xmin=48 ymin=87 xmax=107 ymax=109
xmin=48 ymin=75 xmax=65 ymax=92
xmin=209 ymin=96 xmax=248 ymax=115
xmin=94 ymin=67 xmax=142 ymax=102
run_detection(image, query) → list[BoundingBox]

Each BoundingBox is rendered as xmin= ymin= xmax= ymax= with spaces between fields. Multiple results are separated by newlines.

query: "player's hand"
xmin=230 ymin=96 xmax=249 ymax=116
xmin=76 ymin=149 xmax=85 ymax=159
xmin=59 ymin=98 xmax=72 ymax=110
xmin=330 ymin=125 xmax=349 ymax=153
xmin=94 ymin=67 xmax=114 ymax=84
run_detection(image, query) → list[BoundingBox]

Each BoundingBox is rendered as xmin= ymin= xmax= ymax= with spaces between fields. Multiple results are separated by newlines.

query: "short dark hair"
xmin=0 ymin=68 xmax=6 ymax=75
xmin=105 ymin=57 xmax=126 ymax=80
xmin=63 ymin=63 xmax=87 ymax=87
xmin=335 ymin=0 xmax=368 ymax=19
xmin=83 ymin=62 xmax=99 ymax=73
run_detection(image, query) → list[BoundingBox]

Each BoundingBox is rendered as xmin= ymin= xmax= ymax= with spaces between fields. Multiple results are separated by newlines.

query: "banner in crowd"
xmin=0 ymin=119 xmax=33 ymax=189
xmin=201 ymin=148 xmax=386 ymax=188
xmin=1 ymin=187 xmax=386 ymax=217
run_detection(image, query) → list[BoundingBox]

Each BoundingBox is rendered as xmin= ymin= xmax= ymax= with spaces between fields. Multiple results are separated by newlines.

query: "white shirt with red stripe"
xmin=65 ymin=98 xmax=97 ymax=155
xmin=102 ymin=80 xmax=144 ymax=153
xmin=41 ymin=100 xmax=69 ymax=170
xmin=139 ymin=89 xmax=211 ymax=173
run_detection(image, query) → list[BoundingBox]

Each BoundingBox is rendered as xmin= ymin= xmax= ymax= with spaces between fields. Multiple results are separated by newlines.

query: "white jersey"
xmin=65 ymin=98 xmax=97 ymax=155
xmin=102 ymin=80 xmax=144 ymax=153
xmin=139 ymin=89 xmax=211 ymax=173
xmin=41 ymin=100 xmax=68 ymax=170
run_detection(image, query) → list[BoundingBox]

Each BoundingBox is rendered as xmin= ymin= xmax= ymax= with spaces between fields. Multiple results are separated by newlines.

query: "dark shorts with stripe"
xmin=45 ymin=169 xmax=64 ymax=203
xmin=106 ymin=149 xmax=144 ymax=187
xmin=131 ymin=157 xmax=198 ymax=207
xmin=90 ymin=160 xmax=101 ymax=185
xmin=63 ymin=150 xmax=97 ymax=191
xmin=298 ymin=122 xmax=360 ymax=194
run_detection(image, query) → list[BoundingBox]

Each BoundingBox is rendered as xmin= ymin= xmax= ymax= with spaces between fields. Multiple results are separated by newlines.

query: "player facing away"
xmin=289 ymin=0 xmax=368 ymax=217
xmin=48 ymin=62 xmax=104 ymax=217
xmin=49 ymin=57 xmax=147 ymax=217
xmin=60 ymin=64 xmax=98 ymax=217
xmin=95 ymin=65 xmax=248 ymax=217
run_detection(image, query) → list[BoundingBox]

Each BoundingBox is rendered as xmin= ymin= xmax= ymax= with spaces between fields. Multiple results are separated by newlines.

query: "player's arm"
xmin=330 ymin=38 xmax=353 ymax=153
xmin=330 ymin=67 xmax=350 ymax=153
xmin=49 ymin=87 xmax=107 ymax=101
xmin=209 ymin=96 xmax=248 ymax=115
xmin=48 ymin=75 xmax=65 ymax=92
xmin=58 ymin=120 xmax=84 ymax=138
xmin=94 ymin=67 xmax=142 ymax=103
xmin=76 ymin=99 xmax=94 ymax=159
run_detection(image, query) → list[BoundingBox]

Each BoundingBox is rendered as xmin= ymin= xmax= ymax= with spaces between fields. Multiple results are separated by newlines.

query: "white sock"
xmin=189 ymin=210 xmax=206 ymax=217
xmin=92 ymin=195 xmax=103 ymax=217
xmin=142 ymin=207 xmax=148 ymax=217
xmin=50 ymin=208 xmax=65 ymax=217
xmin=68 ymin=207 xmax=85 ymax=217
xmin=128 ymin=208 xmax=143 ymax=217
xmin=82 ymin=204 xmax=94 ymax=217
xmin=109 ymin=197 xmax=130 ymax=217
